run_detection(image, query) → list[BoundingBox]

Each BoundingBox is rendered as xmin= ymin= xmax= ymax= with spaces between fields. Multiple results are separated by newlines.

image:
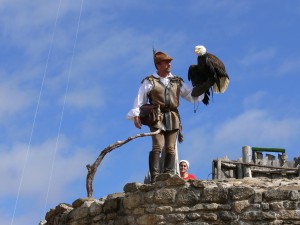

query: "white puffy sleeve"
xmin=180 ymin=81 xmax=204 ymax=103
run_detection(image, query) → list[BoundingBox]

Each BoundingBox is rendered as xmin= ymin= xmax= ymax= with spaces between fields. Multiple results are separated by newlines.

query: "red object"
xmin=182 ymin=174 xmax=196 ymax=180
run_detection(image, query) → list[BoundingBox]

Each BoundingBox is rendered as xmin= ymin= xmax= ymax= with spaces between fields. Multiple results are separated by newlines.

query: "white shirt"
xmin=127 ymin=72 xmax=204 ymax=120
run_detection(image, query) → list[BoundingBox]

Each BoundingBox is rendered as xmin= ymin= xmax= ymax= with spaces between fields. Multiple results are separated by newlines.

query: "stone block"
xmin=176 ymin=188 xmax=200 ymax=206
xmin=263 ymin=189 xmax=291 ymax=201
xmin=219 ymin=211 xmax=238 ymax=221
xmin=201 ymin=212 xmax=218 ymax=221
xmin=156 ymin=206 xmax=173 ymax=214
xmin=201 ymin=187 xmax=228 ymax=203
xmin=154 ymin=188 xmax=176 ymax=204
xmin=123 ymin=182 xmax=143 ymax=193
xmin=232 ymin=200 xmax=250 ymax=213
xmin=136 ymin=214 xmax=163 ymax=225
xmin=228 ymin=186 xmax=255 ymax=201
xmin=123 ymin=192 xmax=143 ymax=209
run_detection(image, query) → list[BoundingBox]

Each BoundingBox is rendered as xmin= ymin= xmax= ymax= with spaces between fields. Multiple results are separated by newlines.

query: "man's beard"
xmin=165 ymin=66 xmax=171 ymax=73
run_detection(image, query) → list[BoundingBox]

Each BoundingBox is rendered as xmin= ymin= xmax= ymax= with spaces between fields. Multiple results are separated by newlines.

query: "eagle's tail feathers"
xmin=213 ymin=77 xmax=229 ymax=93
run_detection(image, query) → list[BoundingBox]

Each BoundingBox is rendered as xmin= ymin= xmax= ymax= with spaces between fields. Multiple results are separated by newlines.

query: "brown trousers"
xmin=150 ymin=127 xmax=178 ymax=154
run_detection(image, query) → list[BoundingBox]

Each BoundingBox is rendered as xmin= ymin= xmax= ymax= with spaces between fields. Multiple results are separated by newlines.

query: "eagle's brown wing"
xmin=206 ymin=53 xmax=229 ymax=93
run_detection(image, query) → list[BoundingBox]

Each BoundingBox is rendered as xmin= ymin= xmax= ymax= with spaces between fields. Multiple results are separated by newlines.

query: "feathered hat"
xmin=153 ymin=48 xmax=173 ymax=65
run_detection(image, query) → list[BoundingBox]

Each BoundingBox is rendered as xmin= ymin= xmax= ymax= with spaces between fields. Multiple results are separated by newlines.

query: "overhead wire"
xmin=42 ymin=0 xmax=85 ymax=216
xmin=10 ymin=1 xmax=63 ymax=225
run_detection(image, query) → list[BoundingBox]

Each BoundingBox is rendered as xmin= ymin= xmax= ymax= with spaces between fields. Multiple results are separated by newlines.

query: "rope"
xmin=10 ymin=1 xmax=63 ymax=225
xmin=42 ymin=0 xmax=84 ymax=215
xmin=193 ymin=99 xmax=199 ymax=113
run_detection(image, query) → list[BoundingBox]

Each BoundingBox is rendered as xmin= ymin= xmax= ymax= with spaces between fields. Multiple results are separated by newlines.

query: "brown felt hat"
xmin=154 ymin=51 xmax=173 ymax=64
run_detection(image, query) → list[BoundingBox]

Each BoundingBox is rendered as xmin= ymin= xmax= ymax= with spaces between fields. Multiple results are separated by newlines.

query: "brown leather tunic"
xmin=142 ymin=75 xmax=183 ymax=131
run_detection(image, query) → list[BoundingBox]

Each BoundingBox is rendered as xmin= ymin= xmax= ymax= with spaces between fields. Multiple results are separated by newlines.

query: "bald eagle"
xmin=188 ymin=45 xmax=229 ymax=105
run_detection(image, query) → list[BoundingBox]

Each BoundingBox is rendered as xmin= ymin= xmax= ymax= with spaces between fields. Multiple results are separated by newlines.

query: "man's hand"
xmin=134 ymin=116 xmax=142 ymax=129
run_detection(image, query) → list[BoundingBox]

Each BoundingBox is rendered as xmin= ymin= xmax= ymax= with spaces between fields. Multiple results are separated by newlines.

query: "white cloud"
xmin=181 ymin=108 xmax=300 ymax=168
xmin=242 ymin=91 xmax=268 ymax=108
xmin=277 ymin=57 xmax=300 ymax=76
xmin=0 ymin=80 xmax=33 ymax=121
xmin=0 ymin=136 xmax=93 ymax=198
xmin=65 ymin=87 xmax=106 ymax=109
xmin=213 ymin=109 xmax=300 ymax=145
xmin=239 ymin=48 xmax=277 ymax=66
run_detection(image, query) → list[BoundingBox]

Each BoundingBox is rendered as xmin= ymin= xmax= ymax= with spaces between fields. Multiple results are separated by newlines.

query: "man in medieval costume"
xmin=127 ymin=50 xmax=203 ymax=183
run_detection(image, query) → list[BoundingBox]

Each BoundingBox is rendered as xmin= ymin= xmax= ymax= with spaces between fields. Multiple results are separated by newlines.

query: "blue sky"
xmin=1 ymin=0 xmax=300 ymax=224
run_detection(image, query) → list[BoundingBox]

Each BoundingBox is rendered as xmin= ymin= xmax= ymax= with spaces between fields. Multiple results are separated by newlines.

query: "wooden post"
xmin=212 ymin=161 xmax=215 ymax=179
xmin=237 ymin=163 xmax=243 ymax=179
xmin=242 ymin=146 xmax=252 ymax=178
xmin=217 ymin=159 xmax=222 ymax=179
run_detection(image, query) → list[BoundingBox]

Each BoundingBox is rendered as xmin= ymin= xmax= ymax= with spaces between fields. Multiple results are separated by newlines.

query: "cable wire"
xmin=42 ymin=0 xmax=85 ymax=215
xmin=10 ymin=1 xmax=63 ymax=225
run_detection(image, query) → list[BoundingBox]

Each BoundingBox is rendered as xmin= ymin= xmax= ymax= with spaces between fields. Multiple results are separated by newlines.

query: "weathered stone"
xmin=139 ymin=183 xmax=155 ymax=192
xmin=113 ymin=216 xmax=128 ymax=225
xmin=202 ymin=203 xmax=219 ymax=210
xmin=144 ymin=190 xmax=154 ymax=204
xmin=277 ymin=209 xmax=300 ymax=220
xmin=133 ymin=207 xmax=144 ymax=215
xmin=261 ymin=202 xmax=269 ymax=210
xmin=103 ymin=198 xmax=119 ymax=213
xmin=176 ymin=187 xmax=200 ymax=206
xmin=232 ymin=200 xmax=250 ymax=213
xmin=89 ymin=200 xmax=103 ymax=216
xmin=217 ymin=204 xmax=231 ymax=210
xmin=72 ymin=197 xmax=96 ymax=208
xmin=45 ymin=203 xmax=73 ymax=222
xmin=144 ymin=207 xmax=156 ymax=213
xmin=190 ymin=179 xmax=205 ymax=188
xmin=165 ymin=213 xmax=185 ymax=222
xmin=165 ymin=174 xmax=186 ymax=186
xmin=250 ymin=203 xmax=261 ymax=211
xmin=263 ymin=189 xmax=291 ymax=201
xmin=241 ymin=211 xmax=276 ymax=221
xmin=174 ymin=206 xmax=190 ymax=213
xmin=201 ymin=212 xmax=218 ymax=221
xmin=201 ymin=187 xmax=228 ymax=203
xmin=106 ymin=192 xmax=125 ymax=199
xmin=106 ymin=212 xmax=117 ymax=220
xmin=190 ymin=203 xmax=204 ymax=211
xmin=278 ymin=185 xmax=300 ymax=191
xmin=123 ymin=192 xmax=143 ymax=209
xmin=154 ymin=188 xmax=176 ymax=204
xmin=290 ymin=190 xmax=300 ymax=200
xmin=156 ymin=206 xmax=173 ymax=214
xmin=44 ymin=177 xmax=300 ymax=225
xmin=283 ymin=200 xmax=299 ymax=209
xmin=68 ymin=203 xmax=90 ymax=221
xmin=186 ymin=212 xmax=201 ymax=220
xmin=178 ymin=222 xmax=209 ymax=225
xmin=253 ymin=191 xmax=263 ymax=203
xmin=136 ymin=214 xmax=163 ymax=225
xmin=92 ymin=213 xmax=105 ymax=222
xmin=219 ymin=211 xmax=238 ymax=221
xmin=123 ymin=182 xmax=143 ymax=193
xmin=156 ymin=173 xmax=173 ymax=182
xmin=229 ymin=186 xmax=255 ymax=201
xmin=270 ymin=201 xmax=284 ymax=211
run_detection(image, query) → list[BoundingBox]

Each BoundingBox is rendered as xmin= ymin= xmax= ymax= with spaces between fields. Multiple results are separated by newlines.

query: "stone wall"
xmin=43 ymin=174 xmax=300 ymax=225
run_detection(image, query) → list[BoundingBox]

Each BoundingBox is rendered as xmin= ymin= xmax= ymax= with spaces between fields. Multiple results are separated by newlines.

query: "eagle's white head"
xmin=194 ymin=45 xmax=207 ymax=56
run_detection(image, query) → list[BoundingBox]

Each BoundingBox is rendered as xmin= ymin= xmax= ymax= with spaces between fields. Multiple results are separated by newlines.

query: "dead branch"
xmin=86 ymin=129 xmax=161 ymax=197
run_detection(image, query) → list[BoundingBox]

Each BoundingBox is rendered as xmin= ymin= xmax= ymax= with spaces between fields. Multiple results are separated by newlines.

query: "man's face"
xmin=179 ymin=162 xmax=188 ymax=173
xmin=157 ymin=60 xmax=172 ymax=73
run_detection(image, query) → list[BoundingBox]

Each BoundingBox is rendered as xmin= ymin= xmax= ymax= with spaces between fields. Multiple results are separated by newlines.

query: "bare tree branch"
xmin=86 ymin=129 xmax=161 ymax=197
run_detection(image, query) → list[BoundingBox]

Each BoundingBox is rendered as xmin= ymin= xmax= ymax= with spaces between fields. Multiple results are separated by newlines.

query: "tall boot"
xmin=163 ymin=152 xmax=175 ymax=174
xmin=149 ymin=151 xmax=160 ymax=183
